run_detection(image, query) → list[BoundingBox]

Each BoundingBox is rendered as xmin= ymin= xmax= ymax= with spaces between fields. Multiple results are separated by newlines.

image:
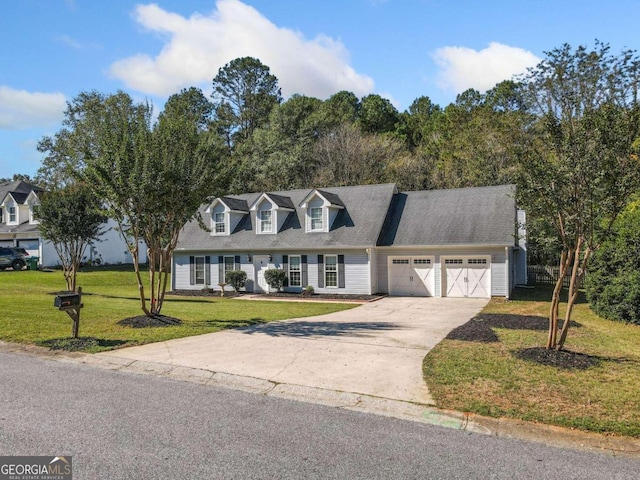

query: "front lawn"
xmin=0 ymin=268 xmax=355 ymax=353
xmin=423 ymin=286 xmax=640 ymax=437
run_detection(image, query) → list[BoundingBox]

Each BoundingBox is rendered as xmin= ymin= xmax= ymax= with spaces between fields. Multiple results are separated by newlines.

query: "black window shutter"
xmin=234 ymin=255 xmax=241 ymax=269
xmin=317 ymin=254 xmax=324 ymax=288
xmin=282 ymin=255 xmax=289 ymax=287
xmin=301 ymin=255 xmax=308 ymax=286
xmin=205 ymin=256 xmax=211 ymax=285
xmin=338 ymin=254 xmax=345 ymax=288
xmin=189 ymin=256 xmax=195 ymax=285
xmin=218 ymin=256 xmax=224 ymax=284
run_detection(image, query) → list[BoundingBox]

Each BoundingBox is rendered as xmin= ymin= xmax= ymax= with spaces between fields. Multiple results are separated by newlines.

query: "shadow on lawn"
xmin=446 ymin=313 xmax=582 ymax=343
xmin=511 ymin=285 xmax=589 ymax=304
xmin=187 ymin=318 xmax=267 ymax=329
xmin=239 ymin=320 xmax=401 ymax=338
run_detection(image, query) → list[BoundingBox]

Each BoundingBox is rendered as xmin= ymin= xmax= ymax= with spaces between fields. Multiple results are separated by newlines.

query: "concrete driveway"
xmin=99 ymin=297 xmax=488 ymax=404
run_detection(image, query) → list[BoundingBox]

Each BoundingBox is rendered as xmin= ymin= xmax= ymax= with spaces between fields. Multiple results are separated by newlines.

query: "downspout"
xmin=505 ymin=246 xmax=510 ymax=300
xmin=366 ymin=247 xmax=372 ymax=295
xmin=171 ymin=253 xmax=176 ymax=291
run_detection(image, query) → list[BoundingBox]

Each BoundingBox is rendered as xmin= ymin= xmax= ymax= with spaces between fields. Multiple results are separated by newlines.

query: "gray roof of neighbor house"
xmin=177 ymin=184 xmax=399 ymax=251
xmin=0 ymin=180 xmax=44 ymax=204
xmin=377 ymin=184 xmax=516 ymax=247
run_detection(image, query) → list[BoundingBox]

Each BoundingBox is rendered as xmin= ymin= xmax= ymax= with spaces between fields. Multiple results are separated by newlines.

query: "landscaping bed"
xmin=423 ymin=285 xmax=640 ymax=437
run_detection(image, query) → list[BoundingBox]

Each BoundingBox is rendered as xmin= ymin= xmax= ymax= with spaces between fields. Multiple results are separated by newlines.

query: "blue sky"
xmin=1 ymin=0 xmax=639 ymax=179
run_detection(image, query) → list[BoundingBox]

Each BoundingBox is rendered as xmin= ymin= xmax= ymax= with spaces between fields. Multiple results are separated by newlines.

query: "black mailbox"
xmin=54 ymin=293 xmax=81 ymax=308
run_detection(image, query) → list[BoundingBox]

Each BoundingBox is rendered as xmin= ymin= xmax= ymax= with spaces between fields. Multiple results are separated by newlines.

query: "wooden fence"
xmin=527 ymin=265 xmax=572 ymax=288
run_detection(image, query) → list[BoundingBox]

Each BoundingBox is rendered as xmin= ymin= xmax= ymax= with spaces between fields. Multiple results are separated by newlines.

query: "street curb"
xmin=3 ymin=341 xmax=639 ymax=458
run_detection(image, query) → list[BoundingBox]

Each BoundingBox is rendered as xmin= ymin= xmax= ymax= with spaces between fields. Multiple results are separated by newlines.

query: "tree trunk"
xmin=131 ymin=245 xmax=151 ymax=316
xmin=547 ymin=250 xmax=570 ymax=349
xmin=557 ymin=243 xmax=591 ymax=349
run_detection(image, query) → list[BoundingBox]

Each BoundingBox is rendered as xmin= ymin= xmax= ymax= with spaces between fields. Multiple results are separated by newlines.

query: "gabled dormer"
xmin=205 ymin=197 xmax=249 ymax=236
xmin=0 ymin=192 xmax=27 ymax=226
xmin=299 ymin=189 xmax=345 ymax=233
xmin=249 ymin=193 xmax=295 ymax=235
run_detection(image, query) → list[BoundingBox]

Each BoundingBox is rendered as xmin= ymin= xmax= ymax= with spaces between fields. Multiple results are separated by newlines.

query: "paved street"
xmin=1 ymin=351 xmax=637 ymax=479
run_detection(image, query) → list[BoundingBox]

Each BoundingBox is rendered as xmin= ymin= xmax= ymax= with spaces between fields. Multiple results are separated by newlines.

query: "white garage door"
xmin=443 ymin=257 xmax=490 ymax=298
xmin=388 ymin=257 xmax=435 ymax=296
xmin=17 ymin=239 xmax=39 ymax=257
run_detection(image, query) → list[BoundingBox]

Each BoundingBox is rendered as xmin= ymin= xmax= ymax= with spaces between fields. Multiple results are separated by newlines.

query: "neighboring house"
xmin=172 ymin=183 xmax=527 ymax=298
xmin=0 ymin=180 xmax=146 ymax=267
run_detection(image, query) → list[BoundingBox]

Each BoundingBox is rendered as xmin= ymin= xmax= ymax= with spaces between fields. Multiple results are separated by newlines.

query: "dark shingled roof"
xmin=261 ymin=193 xmax=296 ymax=210
xmin=177 ymin=183 xmax=517 ymax=252
xmin=315 ymin=189 xmax=345 ymax=207
xmin=377 ymin=184 xmax=516 ymax=247
xmin=177 ymin=184 xmax=398 ymax=251
xmin=0 ymin=180 xmax=44 ymax=204
xmin=219 ymin=196 xmax=249 ymax=212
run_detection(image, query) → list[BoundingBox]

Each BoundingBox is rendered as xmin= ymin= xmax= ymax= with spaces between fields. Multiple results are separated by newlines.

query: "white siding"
xmin=376 ymin=247 xmax=508 ymax=297
xmin=173 ymin=253 xmax=194 ymax=290
xmin=173 ymin=249 xmax=371 ymax=294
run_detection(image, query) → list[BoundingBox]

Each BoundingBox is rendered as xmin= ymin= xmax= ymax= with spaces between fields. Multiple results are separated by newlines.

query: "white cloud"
xmin=432 ymin=42 xmax=540 ymax=94
xmin=109 ymin=0 xmax=375 ymax=99
xmin=0 ymin=86 xmax=66 ymax=130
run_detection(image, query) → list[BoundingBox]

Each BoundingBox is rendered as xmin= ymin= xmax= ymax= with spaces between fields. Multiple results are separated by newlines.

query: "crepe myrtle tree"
xmin=517 ymin=41 xmax=640 ymax=350
xmin=36 ymin=183 xmax=106 ymax=292
xmin=42 ymin=88 xmax=220 ymax=317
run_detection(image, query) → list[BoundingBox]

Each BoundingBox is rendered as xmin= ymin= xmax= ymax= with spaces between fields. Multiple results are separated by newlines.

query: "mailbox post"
xmin=54 ymin=287 xmax=83 ymax=338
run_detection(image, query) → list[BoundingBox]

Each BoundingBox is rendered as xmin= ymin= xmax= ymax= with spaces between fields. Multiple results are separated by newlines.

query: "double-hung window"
xmin=194 ymin=257 xmax=206 ymax=285
xmin=259 ymin=210 xmax=272 ymax=233
xmin=289 ymin=256 xmax=301 ymax=287
xmin=325 ymin=255 xmax=338 ymax=287
xmin=8 ymin=206 xmax=16 ymax=223
xmin=224 ymin=256 xmax=235 ymax=277
xmin=214 ymin=212 xmax=225 ymax=234
xmin=310 ymin=207 xmax=323 ymax=231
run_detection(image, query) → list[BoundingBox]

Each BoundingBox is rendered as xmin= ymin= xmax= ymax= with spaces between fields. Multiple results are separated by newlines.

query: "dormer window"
xmin=206 ymin=196 xmax=249 ymax=237
xmin=300 ymin=189 xmax=344 ymax=234
xmin=8 ymin=206 xmax=16 ymax=223
xmin=259 ymin=210 xmax=272 ymax=233
xmin=310 ymin=207 xmax=323 ymax=231
xmin=214 ymin=212 xmax=225 ymax=234
xmin=249 ymin=193 xmax=294 ymax=235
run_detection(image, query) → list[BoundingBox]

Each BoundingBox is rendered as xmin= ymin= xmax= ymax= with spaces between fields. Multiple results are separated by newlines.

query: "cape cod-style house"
xmin=172 ymin=183 xmax=527 ymax=298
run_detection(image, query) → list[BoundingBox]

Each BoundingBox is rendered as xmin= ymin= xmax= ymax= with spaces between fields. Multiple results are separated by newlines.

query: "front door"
xmin=253 ymin=255 xmax=270 ymax=293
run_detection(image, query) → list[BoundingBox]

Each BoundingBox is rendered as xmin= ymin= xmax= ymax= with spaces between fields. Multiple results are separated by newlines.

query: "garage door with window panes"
xmin=443 ymin=257 xmax=490 ymax=298
xmin=388 ymin=256 xmax=435 ymax=296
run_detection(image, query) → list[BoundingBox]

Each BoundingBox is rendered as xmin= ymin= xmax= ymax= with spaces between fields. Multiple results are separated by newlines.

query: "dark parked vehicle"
xmin=0 ymin=247 xmax=28 ymax=271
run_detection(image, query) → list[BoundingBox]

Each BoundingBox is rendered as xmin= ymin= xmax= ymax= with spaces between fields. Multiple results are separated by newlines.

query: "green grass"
xmin=0 ymin=268 xmax=355 ymax=353
xmin=423 ymin=285 xmax=640 ymax=437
